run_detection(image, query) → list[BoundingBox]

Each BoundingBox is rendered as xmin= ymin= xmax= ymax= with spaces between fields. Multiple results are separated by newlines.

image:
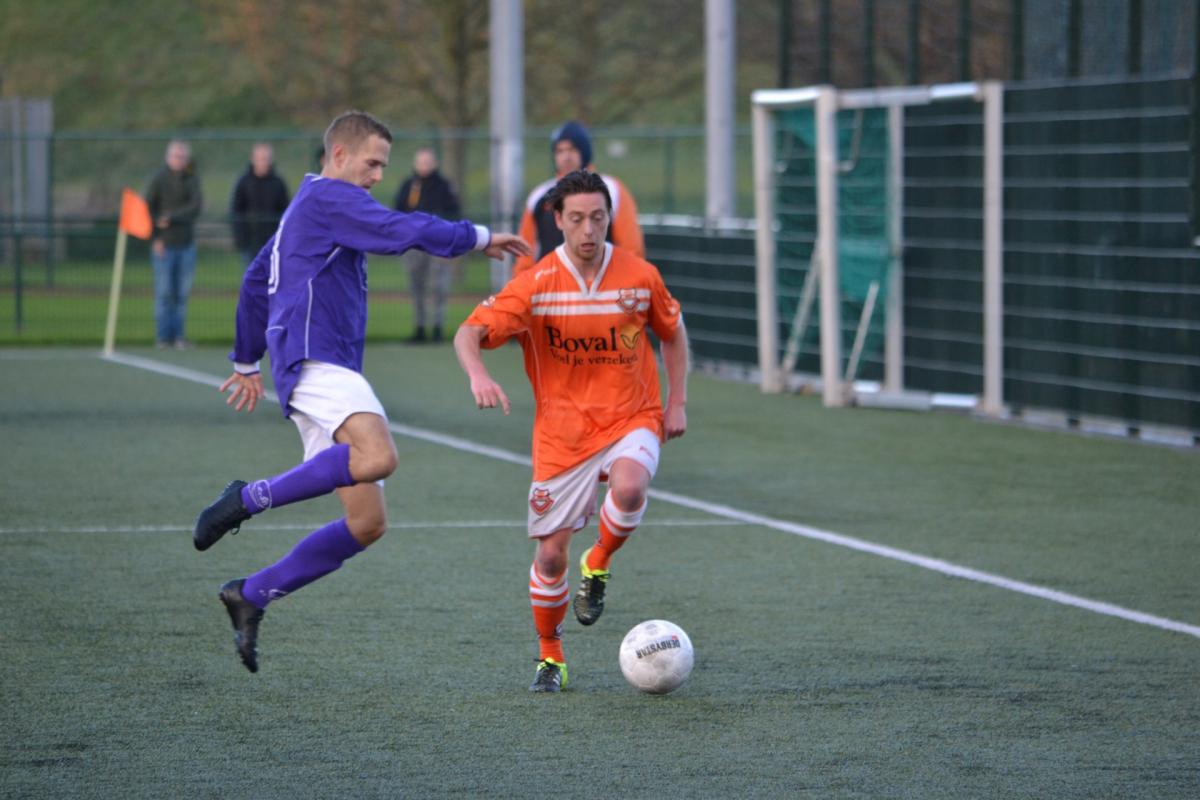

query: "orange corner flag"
xmin=118 ymin=188 xmax=153 ymax=240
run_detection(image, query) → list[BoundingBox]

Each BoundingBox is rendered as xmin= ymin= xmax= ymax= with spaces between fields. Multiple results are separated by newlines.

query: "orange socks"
xmin=529 ymin=563 xmax=568 ymax=663
xmin=586 ymin=492 xmax=647 ymax=572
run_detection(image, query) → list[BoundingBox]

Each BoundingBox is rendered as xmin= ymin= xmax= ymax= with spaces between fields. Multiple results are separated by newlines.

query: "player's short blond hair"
xmin=323 ymin=111 xmax=392 ymax=152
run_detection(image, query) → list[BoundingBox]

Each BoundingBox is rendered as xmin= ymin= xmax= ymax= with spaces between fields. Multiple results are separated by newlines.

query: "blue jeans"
xmin=153 ymin=243 xmax=197 ymax=343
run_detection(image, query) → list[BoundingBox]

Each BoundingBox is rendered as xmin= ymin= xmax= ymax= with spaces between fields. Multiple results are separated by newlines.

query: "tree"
xmin=205 ymin=0 xmax=489 ymax=192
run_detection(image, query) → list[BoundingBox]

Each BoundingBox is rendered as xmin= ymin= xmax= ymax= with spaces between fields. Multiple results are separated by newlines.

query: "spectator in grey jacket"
xmin=146 ymin=139 xmax=203 ymax=349
xmin=230 ymin=143 xmax=290 ymax=266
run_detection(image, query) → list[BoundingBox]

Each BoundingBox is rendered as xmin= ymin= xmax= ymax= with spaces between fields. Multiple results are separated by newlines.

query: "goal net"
xmin=751 ymin=82 xmax=1004 ymax=412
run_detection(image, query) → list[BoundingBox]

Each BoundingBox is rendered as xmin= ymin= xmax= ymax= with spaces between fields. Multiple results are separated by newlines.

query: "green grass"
xmin=2 ymin=345 xmax=1198 ymax=798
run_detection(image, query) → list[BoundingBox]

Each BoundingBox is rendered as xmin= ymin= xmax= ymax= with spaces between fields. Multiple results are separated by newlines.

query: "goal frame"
xmin=751 ymin=81 xmax=1004 ymax=414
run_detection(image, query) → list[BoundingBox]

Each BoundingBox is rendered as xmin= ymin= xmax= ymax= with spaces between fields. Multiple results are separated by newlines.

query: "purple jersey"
xmin=230 ymin=174 xmax=488 ymax=413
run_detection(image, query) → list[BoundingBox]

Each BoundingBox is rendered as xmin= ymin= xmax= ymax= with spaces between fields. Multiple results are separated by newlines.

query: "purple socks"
xmin=242 ymin=518 xmax=364 ymax=608
xmin=240 ymin=443 xmax=355 ymax=514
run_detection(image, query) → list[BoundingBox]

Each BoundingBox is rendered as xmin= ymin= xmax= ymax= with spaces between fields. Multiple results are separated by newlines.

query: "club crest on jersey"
xmin=617 ymin=288 xmax=639 ymax=313
xmin=530 ymin=488 xmax=555 ymax=515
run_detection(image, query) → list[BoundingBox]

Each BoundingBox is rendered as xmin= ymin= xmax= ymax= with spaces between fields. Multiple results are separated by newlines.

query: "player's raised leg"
xmin=218 ymin=413 xmax=395 ymax=672
xmin=575 ymin=435 xmax=657 ymax=626
xmin=529 ymin=527 xmax=571 ymax=692
xmin=193 ymin=443 xmax=357 ymax=551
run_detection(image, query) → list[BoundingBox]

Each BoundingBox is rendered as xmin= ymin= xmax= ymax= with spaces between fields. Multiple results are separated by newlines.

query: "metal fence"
xmin=905 ymin=73 xmax=1198 ymax=432
xmin=2 ymin=74 xmax=1198 ymax=437
xmin=648 ymin=73 xmax=1199 ymax=437
xmin=0 ymin=125 xmax=756 ymax=232
xmin=0 ymin=124 xmax=752 ymax=345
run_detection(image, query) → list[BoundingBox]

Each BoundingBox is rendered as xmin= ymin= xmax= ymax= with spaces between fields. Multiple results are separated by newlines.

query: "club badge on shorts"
xmin=529 ymin=487 xmax=554 ymax=515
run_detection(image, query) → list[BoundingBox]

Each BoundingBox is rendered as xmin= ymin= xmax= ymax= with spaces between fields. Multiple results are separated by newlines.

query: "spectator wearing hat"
xmin=512 ymin=120 xmax=643 ymax=276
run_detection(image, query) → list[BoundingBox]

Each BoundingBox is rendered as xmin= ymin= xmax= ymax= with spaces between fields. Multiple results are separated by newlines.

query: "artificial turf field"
xmin=1 ymin=344 xmax=1197 ymax=798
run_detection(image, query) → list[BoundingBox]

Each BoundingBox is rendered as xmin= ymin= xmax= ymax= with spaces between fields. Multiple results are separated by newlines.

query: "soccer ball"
xmin=618 ymin=619 xmax=694 ymax=694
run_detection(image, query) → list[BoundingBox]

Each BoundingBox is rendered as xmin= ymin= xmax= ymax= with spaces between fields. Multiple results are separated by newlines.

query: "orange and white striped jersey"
xmin=465 ymin=243 xmax=682 ymax=481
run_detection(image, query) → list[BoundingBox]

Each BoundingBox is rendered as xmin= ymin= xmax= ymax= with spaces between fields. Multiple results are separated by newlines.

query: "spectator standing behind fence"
xmin=146 ymin=139 xmax=203 ymax=349
xmin=393 ymin=148 xmax=461 ymax=343
xmin=230 ymin=143 xmax=290 ymax=266
xmin=511 ymin=120 xmax=644 ymax=276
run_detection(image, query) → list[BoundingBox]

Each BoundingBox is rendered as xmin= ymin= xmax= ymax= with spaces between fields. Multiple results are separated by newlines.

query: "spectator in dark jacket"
xmin=230 ymin=143 xmax=290 ymax=265
xmin=146 ymin=139 xmax=203 ymax=349
xmin=394 ymin=148 xmax=462 ymax=343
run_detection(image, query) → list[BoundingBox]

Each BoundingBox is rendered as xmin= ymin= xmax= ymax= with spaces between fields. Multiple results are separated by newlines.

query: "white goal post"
xmin=751 ymin=81 xmax=1004 ymax=414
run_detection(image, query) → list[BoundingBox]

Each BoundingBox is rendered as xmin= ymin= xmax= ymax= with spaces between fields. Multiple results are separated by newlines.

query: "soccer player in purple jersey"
xmin=192 ymin=111 xmax=531 ymax=672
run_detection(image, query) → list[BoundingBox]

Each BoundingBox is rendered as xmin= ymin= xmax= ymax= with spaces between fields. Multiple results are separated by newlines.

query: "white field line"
xmin=100 ymin=351 xmax=1200 ymax=640
xmin=0 ymin=519 xmax=737 ymax=535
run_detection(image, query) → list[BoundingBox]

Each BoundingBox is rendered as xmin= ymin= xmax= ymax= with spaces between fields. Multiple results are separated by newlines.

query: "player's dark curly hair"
xmin=549 ymin=170 xmax=612 ymax=213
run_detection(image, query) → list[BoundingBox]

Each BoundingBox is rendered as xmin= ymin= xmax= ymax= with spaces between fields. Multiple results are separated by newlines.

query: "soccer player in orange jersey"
xmin=454 ymin=170 xmax=690 ymax=693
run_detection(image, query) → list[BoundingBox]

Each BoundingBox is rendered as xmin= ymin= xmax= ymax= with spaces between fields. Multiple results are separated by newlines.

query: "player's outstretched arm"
xmin=661 ymin=321 xmax=690 ymax=440
xmin=482 ymin=232 xmax=532 ymax=261
xmin=219 ymin=371 xmax=265 ymax=413
xmin=453 ymin=324 xmax=510 ymax=415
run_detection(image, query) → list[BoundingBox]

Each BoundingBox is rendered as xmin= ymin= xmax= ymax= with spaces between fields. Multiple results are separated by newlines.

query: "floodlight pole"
xmin=489 ymin=0 xmax=523 ymax=291
xmin=705 ymin=0 xmax=736 ymax=222
xmin=980 ymin=81 xmax=1004 ymax=417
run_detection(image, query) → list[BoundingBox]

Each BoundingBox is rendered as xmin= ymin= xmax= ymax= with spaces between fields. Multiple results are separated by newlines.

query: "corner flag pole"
xmin=103 ymin=228 xmax=128 ymax=357
xmin=104 ymin=188 xmax=152 ymax=356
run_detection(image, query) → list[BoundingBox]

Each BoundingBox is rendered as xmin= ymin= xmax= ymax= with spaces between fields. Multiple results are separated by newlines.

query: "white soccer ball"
xmin=618 ymin=619 xmax=694 ymax=694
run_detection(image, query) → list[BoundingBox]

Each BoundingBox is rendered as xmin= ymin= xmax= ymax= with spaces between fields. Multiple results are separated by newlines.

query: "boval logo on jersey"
xmin=547 ymin=326 xmax=618 ymax=353
xmin=530 ymin=488 xmax=554 ymax=515
xmin=546 ymin=325 xmax=640 ymax=353
xmin=546 ymin=325 xmax=641 ymax=367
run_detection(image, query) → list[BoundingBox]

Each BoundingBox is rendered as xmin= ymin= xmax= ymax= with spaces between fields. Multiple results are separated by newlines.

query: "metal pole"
xmin=1010 ymin=0 xmax=1024 ymax=80
xmin=815 ymin=86 xmax=844 ymax=407
xmin=1127 ymin=0 xmax=1142 ymax=75
xmin=1067 ymin=0 xmax=1082 ymax=78
xmin=819 ymin=0 xmax=832 ymax=84
xmin=1192 ymin=3 xmax=1200 ymax=246
xmin=489 ymin=0 xmax=523 ymax=290
xmin=47 ymin=129 xmax=55 ymax=287
xmin=752 ymin=101 xmax=782 ymax=393
xmin=907 ymin=0 xmax=921 ymax=85
xmin=13 ymin=230 xmax=23 ymax=333
xmin=10 ymin=100 xmax=24 ymax=224
xmin=705 ymin=0 xmax=736 ymax=221
xmin=778 ymin=0 xmax=792 ymax=87
xmin=980 ymin=81 xmax=1004 ymax=416
xmin=864 ymin=0 xmax=876 ymax=87
xmin=663 ymin=133 xmax=676 ymax=214
xmin=958 ymin=0 xmax=972 ymax=82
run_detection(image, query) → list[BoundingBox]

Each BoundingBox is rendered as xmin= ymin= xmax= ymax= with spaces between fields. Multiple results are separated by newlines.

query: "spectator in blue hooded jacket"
xmin=512 ymin=121 xmax=644 ymax=276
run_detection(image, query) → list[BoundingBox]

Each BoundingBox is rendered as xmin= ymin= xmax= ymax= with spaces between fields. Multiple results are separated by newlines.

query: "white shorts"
xmin=526 ymin=427 xmax=660 ymax=538
xmin=288 ymin=361 xmax=388 ymax=481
